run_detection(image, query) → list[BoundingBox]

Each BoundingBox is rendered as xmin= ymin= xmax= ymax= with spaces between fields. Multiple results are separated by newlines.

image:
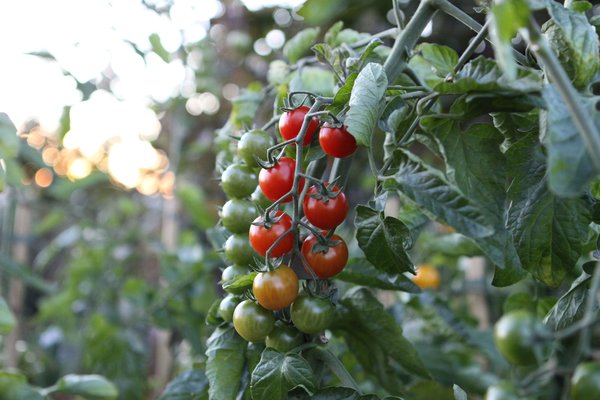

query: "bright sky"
xmin=0 ymin=0 xmax=303 ymax=192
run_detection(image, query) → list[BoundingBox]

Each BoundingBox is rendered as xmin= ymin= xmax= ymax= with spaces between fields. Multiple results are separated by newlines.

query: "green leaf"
xmin=0 ymin=113 xmax=19 ymax=159
xmin=159 ymin=370 xmax=209 ymax=400
xmin=345 ymin=63 xmax=388 ymax=147
xmin=407 ymin=43 xmax=458 ymax=87
xmin=354 ymin=205 xmax=414 ymax=275
xmin=434 ymin=57 xmax=542 ymax=94
xmin=503 ymin=292 xmax=536 ymax=314
xmin=221 ymin=272 xmax=257 ymax=293
xmin=335 ymin=288 xmax=430 ymax=380
xmin=250 ymin=349 xmax=316 ymax=400
xmin=506 ymin=133 xmax=592 ymax=287
xmin=0 ymin=371 xmax=43 ymax=400
xmin=327 ymin=72 xmax=357 ymax=116
xmin=149 ymin=33 xmax=170 ymax=62
xmin=543 ymin=1 xmax=600 ymax=89
xmin=544 ymin=272 xmax=591 ymax=330
xmin=383 ymin=152 xmax=494 ymax=239
xmin=489 ymin=0 xmax=530 ymax=78
xmin=0 ymin=253 xmax=55 ymax=294
xmin=283 ymin=28 xmax=321 ymax=63
xmin=289 ymin=66 xmax=335 ymax=97
xmin=0 ymin=296 xmax=16 ymax=334
xmin=52 ymin=374 xmax=118 ymax=399
xmin=205 ymin=326 xmax=246 ymax=400
xmin=336 ymin=258 xmax=420 ymax=292
xmin=568 ymin=1 xmax=592 ymax=13
xmin=423 ymin=233 xmax=483 ymax=257
xmin=297 ymin=0 xmax=345 ymax=26
xmin=542 ymin=85 xmax=599 ymax=197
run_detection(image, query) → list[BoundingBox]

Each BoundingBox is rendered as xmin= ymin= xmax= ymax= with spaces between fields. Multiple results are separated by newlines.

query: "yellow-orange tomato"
xmin=253 ymin=265 xmax=299 ymax=311
xmin=411 ymin=264 xmax=440 ymax=289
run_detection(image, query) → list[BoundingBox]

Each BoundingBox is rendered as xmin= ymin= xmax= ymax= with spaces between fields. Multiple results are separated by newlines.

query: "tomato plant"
xmin=278 ymin=105 xmax=320 ymax=145
xmin=265 ymin=321 xmax=304 ymax=352
xmin=303 ymin=184 xmax=348 ymax=230
xmin=290 ymin=294 xmax=335 ymax=334
xmin=248 ymin=211 xmax=294 ymax=257
xmin=232 ymin=300 xmax=275 ymax=343
xmin=301 ymin=233 xmax=348 ymax=279
xmin=318 ymin=122 xmax=357 ymax=158
xmin=258 ymin=156 xmax=304 ymax=203
xmin=252 ymin=265 xmax=299 ymax=311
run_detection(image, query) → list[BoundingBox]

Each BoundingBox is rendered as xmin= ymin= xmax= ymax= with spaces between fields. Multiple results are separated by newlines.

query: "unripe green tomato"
xmin=221 ymin=199 xmax=256 ymax=234
xmin=265 ymin=321 xmax=304 ymax=352
xmin=218 ymin=295 xmax=241 ymax=322
xmin=493 ymin=310 xmax=544 ymax=366
xmin=250 ymin=186 xmax=272 ymax=210
xmin=221 ymin=265 xmax=252 ymax=295
xmin=233 ymin=300 xmax=275 ymax=342
xmin=571 ymin=362 xmax=600 ymax=400
xmin=291 ymin=294 xmax=334 ymax=334
xmin=223 ymin=234 xmax=257 ymax=266
xmin=237 ymin=129 xmax=273 ymax=168
xmin=221 ymin=163 xmax=257 ymax=199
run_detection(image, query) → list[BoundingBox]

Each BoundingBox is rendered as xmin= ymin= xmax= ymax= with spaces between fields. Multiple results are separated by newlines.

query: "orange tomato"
xmin=411 ymin=264 xmax=440 ymax=289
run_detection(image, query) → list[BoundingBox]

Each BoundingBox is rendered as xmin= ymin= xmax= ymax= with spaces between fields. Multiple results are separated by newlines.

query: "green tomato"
xmin=233 ymin=300 xmax=275 ymax=342
xmin=218 ymin=295 xmax=241 ymax=322
xmin=250 ymin=186 xmax=272 ymax=210
xmin=221 ymin=199 xmax=256 ymax=234
xmin=571 ymin=362 xmax=600 ymax=400
xmin=221 ymin=163 xmax=257 ymax=199
xmin=223 ymin=234 xmax=257 ymax=266
xmin=494 ymin=310 xmax=544 ymax=366
xmin=291 ymin=294 xmax=334 ymax=334
xmin=485 ymin=382 xmax=520 ymax=400
xmin=221 ymin=265 xmax=252 ymax=295
xmin=265 ymin=321 xmax=304 ymax=352
xmin=237 ymin=129 xmax=273 ymax=168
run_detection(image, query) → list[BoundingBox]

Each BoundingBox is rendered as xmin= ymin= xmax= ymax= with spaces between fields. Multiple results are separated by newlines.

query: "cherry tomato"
xmin=411 ymin=264 xmax=441 ymax=290
xmin=223 ymin=235 xmax=257 ymax=266
xmin=221 ymin=265 xmax=253 ymax=295
xmin=494 ymin=310 xmax=545 ymax=366
xmin=253 ymin=265 xmax=299 ymax=311
xmin=250 ymin=186 xmax=272 ymax=210
xmin=291 ymin=294 xmax=334 ymax=334
xmin=318 ymin=122 xmax=357 ymax=158
xmin=237 ymin=129 xmax=274 ymax=168
xmin=218 ymin=294 xmax=241 ymax=322
xmin=258 ymin=157 xmax=304 ymax=203
xmin=249 ymin=211 xmax=294 ymax=257
xmin=221 ymin=163 xmax=257 ymax=199
xmin=571 ymin=362 xmax=600 ymax=400
xmin=301 ymin=234 xmax=348 ymax=279
xmin=303 ymin=184 xmax=348 ymax=230
xmin=221 ymin=199 xmax=256 ymax=234
xmin=233 ymin=300 xmax=275 ymax=342
xmin=265 ymin=321 xmax=304 ymax=352
xmin=278 ymin=105 xmax=319 ymax=146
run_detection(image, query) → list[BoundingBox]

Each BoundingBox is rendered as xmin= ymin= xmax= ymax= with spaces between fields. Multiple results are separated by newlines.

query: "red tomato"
xmin=249 ymin=211 xmax=294 ymax=257
xmin=303 ymin=184 xmax=348 ymax=230
xmin=278 ymin=106 xmax=319 ymax=146
xmin=318 ymin=122 xmax=357 ymax=158
xmin=253 ymin=265 xmax=299 ymax=311
xmin=258 ymin=157 xmax=304 ymax=203
xmin=301 ymin=233 xmax=348 ymax=279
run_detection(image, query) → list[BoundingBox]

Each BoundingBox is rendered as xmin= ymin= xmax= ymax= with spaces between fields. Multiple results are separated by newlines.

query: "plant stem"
xmin=577 ymin=263 xmax=600 ymax=357
xmin=521 ymin=18 xmax=600 ymax=171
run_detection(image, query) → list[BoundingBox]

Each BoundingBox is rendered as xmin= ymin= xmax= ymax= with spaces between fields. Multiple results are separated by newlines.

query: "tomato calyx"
xmin=252 ymin=208 xmax=286 ymax=230
xmin=305 ymin=180 xmax=344 ymax=203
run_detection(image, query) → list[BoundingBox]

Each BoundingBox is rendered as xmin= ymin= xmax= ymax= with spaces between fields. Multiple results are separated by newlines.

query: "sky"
xmin=0 ymin=0 xmax=303 ymax=191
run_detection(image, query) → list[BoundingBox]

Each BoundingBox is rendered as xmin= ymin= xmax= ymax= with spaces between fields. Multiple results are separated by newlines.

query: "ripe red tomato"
xmin=253 ymin=265 xmax=299 ymax=310
xmin=303 ymin=184 xmax=348 ymax=230
xmin=301 ymin=233 xmax=348 ymax=279
xmin=278 ymin=105 xmax=319 ymax=146
xmin=249 ymin=211 xmax=294 ymax=257
xmin=258 ymin=157 xmax=304 ymax=203
xmin=318 ymin=122 xmax=357 ymax=158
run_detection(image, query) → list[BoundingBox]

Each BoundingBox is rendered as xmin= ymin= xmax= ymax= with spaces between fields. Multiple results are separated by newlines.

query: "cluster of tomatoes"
xmin=217 ymin=104 xmax=357 ymax=349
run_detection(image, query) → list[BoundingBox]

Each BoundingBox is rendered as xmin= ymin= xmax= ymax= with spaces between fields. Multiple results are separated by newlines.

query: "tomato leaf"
xmin=544 ymin=272 xmax=592 ymax=330
xmin=50 ymin=374 xmax=118 ymax=399
xmin=506 ymin=132 xmax=592 ymax=287
xmin=354 ymin=205 xmax=414 ymax=275
xmin=327 ymin=72 xmax=357 ymax=116
xmin=283 ymin=28 xmax=321 ymax=63
xmin=221 ymin=272 xmax=257 ymax=293
xmin=0 ymin=113 xmax=19 ymax=159
xmin=0 ymin=371 xmax=44 ymax=400
xmin=542 ymin=85 xmax=600 ymax=197
xmin=250 ymin=349 xmax=316 ymax=400
xmin=159 ymin=370 xmax=208 ymax=400
xmin=543 ymin=1 xmax=600 ymax=89
xmin=335 ymin=288 xmax=430 ymax=381
xmin=345 ymin=63 xmax=388 ymax=147
xmin=289 ymin=387 xmax=402 ymax=400
xmin=205 ymin=326 xmax=246 ymax=400
xmin=336 ymin=258 xmax=420 ymax=292
xmin=0 ymin=296 xmax=15 ymax=335
xmin=407 ymin=43 xmax=458 ymax=88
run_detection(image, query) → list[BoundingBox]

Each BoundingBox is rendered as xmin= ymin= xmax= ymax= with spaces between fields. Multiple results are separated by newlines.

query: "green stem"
xmin=577 ymin=263 xmax=600 ymax=357
xmin=522 ymin=18 xmax=600 ymax=171
xmin=309 ymin=347 xmax=361 ymax=391
xmin=452 ymin=18 xmax=490 ymax=74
